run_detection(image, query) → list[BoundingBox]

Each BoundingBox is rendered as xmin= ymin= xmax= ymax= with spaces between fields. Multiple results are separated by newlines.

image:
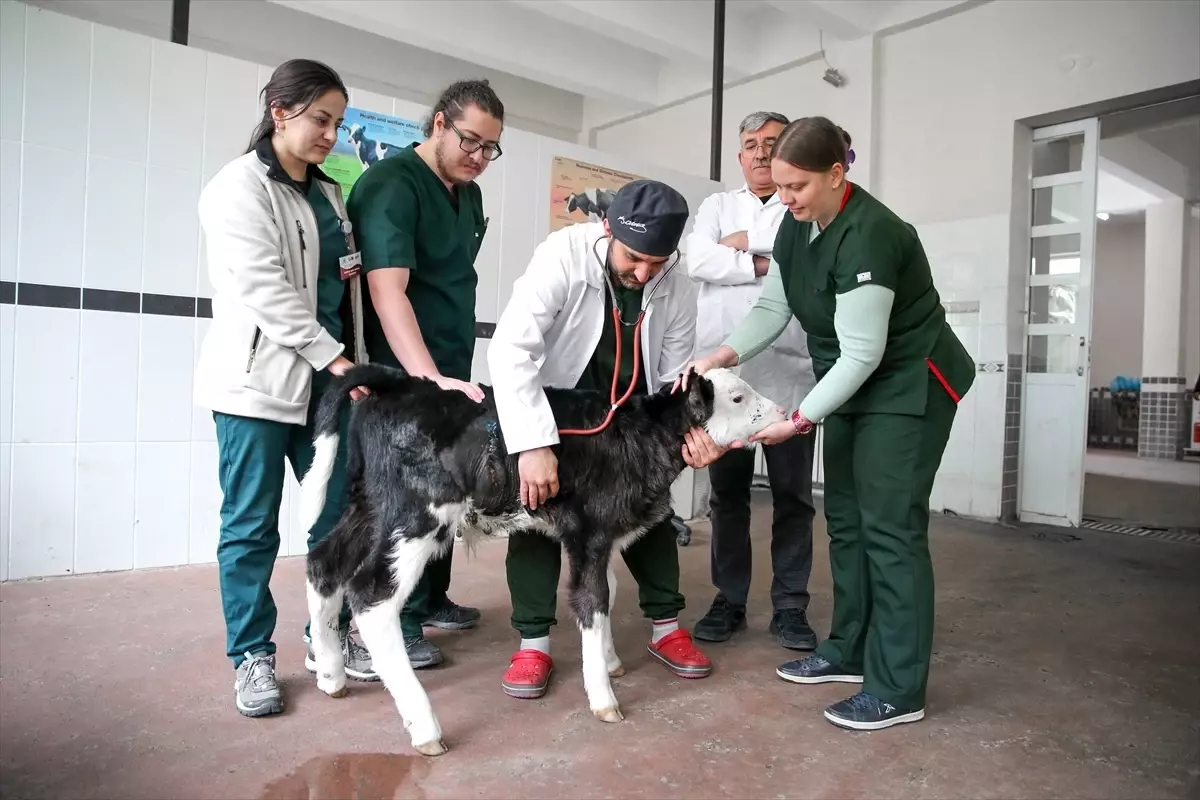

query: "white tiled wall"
xmin=0 ymin=3 xmax=723 ymax=580
xmin=916 ymin=214 xmax=1011 ymax=519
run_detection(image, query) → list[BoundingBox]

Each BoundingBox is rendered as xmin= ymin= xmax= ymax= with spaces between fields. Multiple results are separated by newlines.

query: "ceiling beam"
xmin=267 ymin=0 xmax=662 ymax=108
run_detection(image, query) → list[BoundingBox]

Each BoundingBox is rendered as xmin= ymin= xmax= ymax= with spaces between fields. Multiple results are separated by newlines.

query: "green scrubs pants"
xmin=506 ymin=517 xmax=685 ymax=639
xmin=814 ymin=373 xmax=957 ymax=712
xmin=400 ymin=549 xmax=454 ymax=639
xmin=214 ymin=374 xmax=352 ymax=669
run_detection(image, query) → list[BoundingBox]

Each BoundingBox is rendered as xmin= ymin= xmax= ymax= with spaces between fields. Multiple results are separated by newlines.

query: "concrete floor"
xmin=2 ymin=496 xmax=1199 ymax=800
xmin=1083 ymin=472 xmax=1200 ymax=531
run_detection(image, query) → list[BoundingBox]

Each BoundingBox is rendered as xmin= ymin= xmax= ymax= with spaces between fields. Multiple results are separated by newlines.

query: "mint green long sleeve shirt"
xmin=723 ymin=256 xmax=895 ymax=423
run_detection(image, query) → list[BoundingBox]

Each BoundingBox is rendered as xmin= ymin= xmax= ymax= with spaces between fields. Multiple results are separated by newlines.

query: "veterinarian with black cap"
xmin=488 ymin=179 xmax=730 ymax=701
xmin=683 ymin=117 xmax=975 ymax=731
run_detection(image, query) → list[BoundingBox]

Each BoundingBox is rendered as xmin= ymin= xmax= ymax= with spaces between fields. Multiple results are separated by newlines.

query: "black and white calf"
xmin=298 ymin=364 xmax=784 ymax=756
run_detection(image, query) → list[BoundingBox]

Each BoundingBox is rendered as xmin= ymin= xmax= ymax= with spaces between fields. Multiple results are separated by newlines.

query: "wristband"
xmin=790 ymin=408 xmax=813 ymax=435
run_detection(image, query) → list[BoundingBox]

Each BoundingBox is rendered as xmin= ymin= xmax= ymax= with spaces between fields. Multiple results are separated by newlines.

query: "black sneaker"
xmin=405 ymin=636 xmax=445 ymax=669
xmin=776 ymin=653 xmax=863 ymax=684
xmin=422 ymin=599 xmax=481 ymax=630
xmin=693 ymin=595 xmax=747 ymax=642
xmin=824 ymin=691 xmax=925 ymax=730
xmin=768 ymin=608 xmax=818 ymax=651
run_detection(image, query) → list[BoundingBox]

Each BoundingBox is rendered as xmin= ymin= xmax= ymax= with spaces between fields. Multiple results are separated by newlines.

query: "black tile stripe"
xmin=0 ymin=281 xmax=497 ymax=338
xmin=142 ymin=293 xmax=196 ymax=317
xmin=82 ymin=288 xmax=140 ymax=313
xmin=18 ymin=282 xmax=80 ymax=309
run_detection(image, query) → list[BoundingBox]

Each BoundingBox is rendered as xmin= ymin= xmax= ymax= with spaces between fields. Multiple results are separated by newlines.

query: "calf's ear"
xmin=685 ymin=374 xmax=715 ymax=425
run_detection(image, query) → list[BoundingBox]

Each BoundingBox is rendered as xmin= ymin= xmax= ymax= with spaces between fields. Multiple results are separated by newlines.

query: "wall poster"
xmin=548 ymin=156 xmax=645 ymax=234
xmin=322 ymin=106 xmax=425 ymax=200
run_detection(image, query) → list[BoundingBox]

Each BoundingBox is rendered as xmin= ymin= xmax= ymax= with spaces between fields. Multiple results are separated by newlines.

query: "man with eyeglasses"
xmin=685 ymin=110 xmax=819 ymax=653
xmin=346 ymin=78 xmax=505 ymax=670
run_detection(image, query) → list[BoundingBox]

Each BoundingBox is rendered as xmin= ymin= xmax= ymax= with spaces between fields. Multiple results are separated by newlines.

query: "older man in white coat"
xmin=685 ymin=111 xmax=819 ymax=651
xmin=488 ymin=179 xmax=727 ymax=701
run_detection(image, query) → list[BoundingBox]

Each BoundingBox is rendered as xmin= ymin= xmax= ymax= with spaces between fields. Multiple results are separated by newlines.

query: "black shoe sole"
xmin=422 ymin=618 xmax=479 ymax=631
xmin=693 ymin=617 xmax=747 ymax=642
xmin=777 ymin=637 xmax=818 ymax=651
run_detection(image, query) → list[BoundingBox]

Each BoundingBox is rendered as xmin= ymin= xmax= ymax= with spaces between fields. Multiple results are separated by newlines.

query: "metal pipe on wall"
xmin=171 ymin=0 xmax=190 ymax=45
xmin=710 ymin=0 xmax=726 ymax=182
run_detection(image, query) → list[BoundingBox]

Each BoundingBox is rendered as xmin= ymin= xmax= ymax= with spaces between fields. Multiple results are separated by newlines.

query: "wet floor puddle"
xmin=260 ymin=753 xmax=433 ymax=800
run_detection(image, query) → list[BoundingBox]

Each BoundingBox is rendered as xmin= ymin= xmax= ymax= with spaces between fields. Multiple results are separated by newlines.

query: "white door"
xmin=1018 ymin=119 xmax=1099 ymax=527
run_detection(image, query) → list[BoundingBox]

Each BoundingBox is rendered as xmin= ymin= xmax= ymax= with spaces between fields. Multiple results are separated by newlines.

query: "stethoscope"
xmin=557 ymin=236 xmax=681 ymax=437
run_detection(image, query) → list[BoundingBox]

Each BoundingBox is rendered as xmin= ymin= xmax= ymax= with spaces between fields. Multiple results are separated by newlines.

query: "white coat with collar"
xmin=684 ymin=185 xmax=815 ymax=411
xmin=488 ymin=221 xmax=699 ymax=455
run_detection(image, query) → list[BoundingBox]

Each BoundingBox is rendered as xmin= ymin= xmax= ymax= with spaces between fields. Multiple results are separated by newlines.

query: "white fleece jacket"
xmin=193 ymin=148 xmax=366 ymax=426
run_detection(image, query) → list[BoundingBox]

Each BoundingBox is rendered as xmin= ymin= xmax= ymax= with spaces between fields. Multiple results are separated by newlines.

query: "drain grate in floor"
xmin=1080 ymin=518 xmax=1200 ymax=545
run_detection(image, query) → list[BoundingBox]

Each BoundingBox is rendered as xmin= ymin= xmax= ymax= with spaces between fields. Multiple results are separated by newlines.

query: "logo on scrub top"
xmin=616 ymin=215 xmax=647 ymax=234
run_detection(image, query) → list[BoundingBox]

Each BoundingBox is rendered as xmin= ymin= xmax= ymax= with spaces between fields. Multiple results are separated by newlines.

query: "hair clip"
xmin=847 ymin=148 xmax=856 ymax=165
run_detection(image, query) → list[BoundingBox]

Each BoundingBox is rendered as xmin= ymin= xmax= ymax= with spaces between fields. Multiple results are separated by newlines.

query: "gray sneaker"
xmin=304 ymin=630 xmax=379 ymax=682
xmin=234 ymin=651 xmax=283 ymax=717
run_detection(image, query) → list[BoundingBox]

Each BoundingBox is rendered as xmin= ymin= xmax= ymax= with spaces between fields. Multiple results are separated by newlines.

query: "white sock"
xmin=651 ymin=618 xmax=679 ymax=643
xmin=520 ymin=636 xmax=550 ymax=655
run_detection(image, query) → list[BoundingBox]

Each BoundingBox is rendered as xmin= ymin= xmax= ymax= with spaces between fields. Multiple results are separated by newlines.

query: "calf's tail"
xmin=298 ymin=363 xmax=412 ymax=533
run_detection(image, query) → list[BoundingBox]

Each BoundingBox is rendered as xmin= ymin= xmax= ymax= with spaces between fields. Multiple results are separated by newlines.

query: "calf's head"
xmin=680 ymin=368 xmax=786 ymax=446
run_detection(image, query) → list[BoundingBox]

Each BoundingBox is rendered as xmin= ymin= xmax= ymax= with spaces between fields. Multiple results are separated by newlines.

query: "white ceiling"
xmin=1097 ymin=115 xmax=1200 ymax=219
xmin=265 ymin=0 xmax=971 ymax=113
xmin=1134 ymin=117 xmax=1200 ymax=177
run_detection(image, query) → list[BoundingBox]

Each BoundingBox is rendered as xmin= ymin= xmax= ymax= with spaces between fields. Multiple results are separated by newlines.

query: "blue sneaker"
xmin=776 ymin=653 xmax=863 ymax=684
xmin=824 ymin=691 xmax=925 ymax=730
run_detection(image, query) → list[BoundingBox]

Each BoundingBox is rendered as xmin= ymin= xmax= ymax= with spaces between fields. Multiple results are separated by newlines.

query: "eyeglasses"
xmin=742 ymin=137 xmax=777 ymax=154
xmin=447 ymin=119 xmax=503 ymax=161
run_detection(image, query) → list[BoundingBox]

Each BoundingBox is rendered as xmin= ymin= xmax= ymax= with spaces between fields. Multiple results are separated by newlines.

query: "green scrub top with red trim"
xmin=773 ymin=182 xmax=975 ymax=417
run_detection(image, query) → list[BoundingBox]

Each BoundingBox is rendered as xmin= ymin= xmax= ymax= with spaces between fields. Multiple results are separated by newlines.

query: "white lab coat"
xmin=488 ymin=221 xmax=699 ymax=455
xmin=684 ymin=185 xmax=815 ymax=411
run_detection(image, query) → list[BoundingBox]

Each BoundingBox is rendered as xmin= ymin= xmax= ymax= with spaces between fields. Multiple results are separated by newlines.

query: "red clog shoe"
xmin=646 ymin=629 xmax=712 ymax=678
xmin=501 ymin=649 xmax=554 ymax=699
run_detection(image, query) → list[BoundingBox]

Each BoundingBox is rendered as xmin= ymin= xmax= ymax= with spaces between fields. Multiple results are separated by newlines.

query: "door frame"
xmin=1016 ymin=117 xmax=1101 ymax=528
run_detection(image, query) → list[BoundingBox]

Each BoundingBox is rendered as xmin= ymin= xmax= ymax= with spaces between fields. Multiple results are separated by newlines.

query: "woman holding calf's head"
xmin=684 ymin=116 xmax=975 ymax=731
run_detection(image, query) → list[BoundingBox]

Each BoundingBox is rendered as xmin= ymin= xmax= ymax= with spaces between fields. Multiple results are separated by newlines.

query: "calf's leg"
xmin=306 ymin=579 xmax=347 ymax=697
xmin=604 ymin=563 xmax=623 ymax=677
xmin=354 ymin=533 xmax=448 ymax=756
xmin=568 ymin=551 xmax=621 ymax=722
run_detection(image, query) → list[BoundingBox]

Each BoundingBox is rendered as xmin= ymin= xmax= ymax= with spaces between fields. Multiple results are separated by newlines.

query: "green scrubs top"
xmin=773 ymin=184 xmax=975 ymax=416
xmin=346 ymin=143 xmax=487 ymax=381
xmin=577 ymin=279 xmax=645 ymax=396
xmin=306 ymin=180 xmax=350 ymax=346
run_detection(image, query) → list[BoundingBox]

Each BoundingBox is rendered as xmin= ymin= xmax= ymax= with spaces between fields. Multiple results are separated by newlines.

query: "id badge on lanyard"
xmin=337 ymin=217 xmax=362 ymax=280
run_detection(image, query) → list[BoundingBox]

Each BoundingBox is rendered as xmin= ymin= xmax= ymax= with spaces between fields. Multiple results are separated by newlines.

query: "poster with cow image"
xmin=321 ymin=106 xmax=425 ymax=200
xmin=548 ymin=156 xmax=645 ymax=234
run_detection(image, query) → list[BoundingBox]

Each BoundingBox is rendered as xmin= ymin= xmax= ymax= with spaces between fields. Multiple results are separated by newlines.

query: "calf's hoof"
xmin=608 ymin=664 xmax=626 ymax=678
xmin=317 ymin=674 xmax=347 ymax=697
xmin=593 ymin=705 xmax=624 ymax=723
xmin=414 ymin=738 xmax=449 ymax=757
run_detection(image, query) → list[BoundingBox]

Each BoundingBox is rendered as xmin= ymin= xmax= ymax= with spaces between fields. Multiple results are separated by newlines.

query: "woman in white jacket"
xmin=194 ymin=59 xmax=371 ymax=717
